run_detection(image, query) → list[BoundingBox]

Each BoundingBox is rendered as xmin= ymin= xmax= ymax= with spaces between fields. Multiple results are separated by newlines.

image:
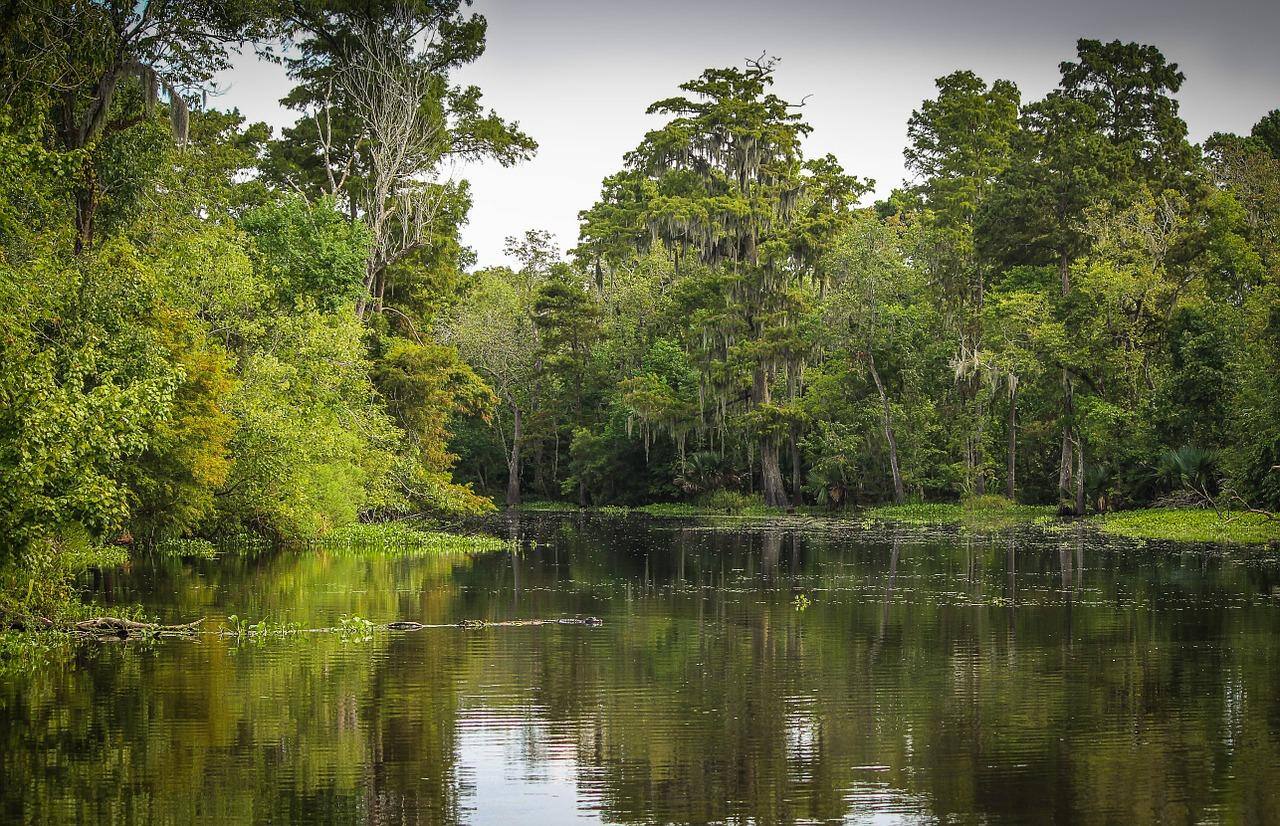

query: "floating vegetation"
xmin=866 ymin=496 xmax=1055 ymax=531
xmin=304 ymin=522 xmax=508 ymax=554
xmin=150 ymin=538 xmax=219 ymax=560
xmin=1096 ymin=508 xmax=1280 ymax=546
xmin=337 ymin=614 xmax=376 ymax=643
xmin=223 ymin=615 xmax=301 ymax=640
xmin=517 ymin=500 xmax=584 ymax=513
xmin=636 ymin=494 xmax=786 ymax=518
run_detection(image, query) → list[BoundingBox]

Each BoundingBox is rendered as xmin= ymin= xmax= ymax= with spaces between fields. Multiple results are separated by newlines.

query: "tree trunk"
xmin=867 ymin=352 xmax=905 ymax=505
xmin=73 ymin=170 xmax=97 ymax=254
xmin=1074 ymin=430 xmax=1086 ymax=516
xmin=1057 ymin=249 xmax=1078 ymax=516
xmin=789 ymin=428 xmax=803 ymax=508
xmin=760 ymin=441 xmax=788 ymax=508
xmin=506 ymin=405 xmax=522 ymax=507
xmin=533 ymin=440 xmax=546 ymax=497
xmin=1006 ymin=379 xmax=1018 ymax=500
xmin=752 ymin=363 xmax=788 ymax=508
xmin=974 ymin=397 xmax=988 ymax=496
xmin=1058 ymin=369 xmax=1075 ymax=515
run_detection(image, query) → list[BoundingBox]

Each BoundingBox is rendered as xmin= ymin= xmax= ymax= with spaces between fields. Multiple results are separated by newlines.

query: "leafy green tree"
xmin=821 ymin=212 xmax=939 ymax=502
xmin=373 ymin=339 xmax=495 ymax=515
xmin=533 ymin=269 xmax=603 ymax=504
xmin=609 ymin=57 xmax=834 ymax=506
xmin=980 ymin=92 xmax=1123 ymax=513
xmin=240 ymin=196 xmax=372 ymax=311
xmin=1 ymin=0 xmax=271 ymax=252
xmin=217 ymin=311 xmax=400 ymax=537
xmin=905 ymin=70 xmax=1020 ymax=493
xmin=1058 ymin=38 xmax=1197 ymax=191
xmin=442 ymin=252 xmax=545 ymax=505
xmin=0 ymin=238 xmax=183 ymax=553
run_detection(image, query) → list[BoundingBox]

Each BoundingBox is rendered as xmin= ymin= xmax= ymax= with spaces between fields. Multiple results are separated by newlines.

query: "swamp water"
xmin=2 ymin=512 xmax=1280 ymax=824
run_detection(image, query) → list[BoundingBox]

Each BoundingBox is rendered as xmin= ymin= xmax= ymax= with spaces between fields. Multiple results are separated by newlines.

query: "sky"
xmin=213 ymin=0 xmax=1280 ymax=268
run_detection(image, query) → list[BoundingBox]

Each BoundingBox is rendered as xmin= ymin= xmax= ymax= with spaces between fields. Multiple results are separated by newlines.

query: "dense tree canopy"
xmin=2 ymin=15 xmax=1278 ymax=574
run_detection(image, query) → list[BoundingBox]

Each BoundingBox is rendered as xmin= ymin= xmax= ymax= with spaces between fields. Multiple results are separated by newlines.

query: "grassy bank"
xmin=1095 ymin=508 xmax=1280 ymax=545
xmin=864 ymin=496 xmax=1056 ymax=530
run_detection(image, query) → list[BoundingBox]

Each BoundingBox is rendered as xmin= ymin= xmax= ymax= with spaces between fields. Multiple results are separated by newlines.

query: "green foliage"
xmin=635 ymin=492 xmax=781 ymax=517
xmin=1156 ymin=445 xmax=1219 ymax=495
xmin=151 ymin=538 xmax=219 ymax=560
xmin=218 ymin=311 xmax=400 ymax=538
xmin=337 ymin=614 xmax=376 ymax=643
xmin=240 ymin=197 xmax=372 ymax=310
xmin=0 ymin=528 xmax=128 ymax=624
xmin=0 ymin=239 xmax=183 ymax=551
xmin=224 ymin=615 xmax=302 ymax=640
xmin=801 ymin=423 xmax=863 ymax=508
xmin=373 ymin=338 xmax=496 ymax=516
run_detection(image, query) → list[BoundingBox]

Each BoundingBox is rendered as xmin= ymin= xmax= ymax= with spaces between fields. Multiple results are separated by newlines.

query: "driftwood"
xmin=395 ymin=617 xmax=603 ymax=631
xmin=9 ymin=615 xmax=601 ymax=642
xmin=73 ymin=617 xmax=204 ymax=637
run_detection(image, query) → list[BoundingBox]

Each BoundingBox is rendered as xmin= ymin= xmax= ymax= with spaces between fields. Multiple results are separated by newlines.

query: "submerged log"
xmin=6 ymin=615 xmax=600 ymax=640
xmin=73 ymin=617 xmax=204 ymax=637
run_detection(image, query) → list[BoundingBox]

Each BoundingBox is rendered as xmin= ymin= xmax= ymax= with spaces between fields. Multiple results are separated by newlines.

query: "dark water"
xmin=3 ymin=513 xmax=1280 ymax=825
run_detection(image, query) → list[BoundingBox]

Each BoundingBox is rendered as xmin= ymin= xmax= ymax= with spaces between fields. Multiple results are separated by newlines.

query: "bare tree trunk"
xmin=374 ymin=266 xmax=387 ymax=314
xmin=1058 ymin=371 xmax=1076 ymax=515
xmin=356 ymin=262 xmax=377 ymax=320
xmin=867 ymin=352 xmax=905 ymax=505
xmin=974 ymin=396 xmax=988 ymax=496
xmin=506 ymin=405 xmax=522 ymax=507
xmin=1057 ymin=250 xmax=1078 ymax=516
xmin=789 ymin=428 xmax=803 ymax=508
xmin=1006 ymin=379 xmax=1018 ymax=500
xmin=1074 ymin=430 xmax=1086 ymax=516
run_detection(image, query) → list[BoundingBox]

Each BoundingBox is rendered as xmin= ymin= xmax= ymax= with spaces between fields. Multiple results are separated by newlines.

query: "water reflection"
xmin=2 ymin=513 xmax=1280 ymax=824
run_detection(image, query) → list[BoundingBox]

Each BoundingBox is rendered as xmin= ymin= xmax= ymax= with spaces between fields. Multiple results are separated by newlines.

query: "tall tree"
xmin=533 ymin=270 xmax=603 ymax=505
xmin=268 ymin=0 xmax=535 ymax=321
xmin=611 ymin=57 xmax=837 ymax=507
xmin=821 ymin=212 xmax=927 ymax=502
xmin=1058 ymin=38 xmax=1196 ymax=191
xmin=441 ymin=232 xmax=557 ymax=506
xmin=905 ymin=70 xmax=1020 ymax=493
xmin=980 ymin=92 xmax=1123 ymax=513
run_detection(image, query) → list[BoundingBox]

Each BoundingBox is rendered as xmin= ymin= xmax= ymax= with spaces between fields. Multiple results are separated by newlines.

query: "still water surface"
xmin=3 ymin=513 xmax=1280 ymax=824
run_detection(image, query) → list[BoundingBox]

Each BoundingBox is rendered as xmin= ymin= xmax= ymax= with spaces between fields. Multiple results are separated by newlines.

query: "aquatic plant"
xmin=306 ymin=522 xmax=506 ymax=554
xmin=337 ymin=614 xmax=376 ymax=643
xmin=1096 ymin=508 xmax=1280 ymax=545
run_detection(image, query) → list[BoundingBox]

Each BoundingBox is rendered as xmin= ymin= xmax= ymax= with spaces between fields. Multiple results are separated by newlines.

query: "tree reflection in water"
xmin=2 ymin=512 xmax=1279 ymax=824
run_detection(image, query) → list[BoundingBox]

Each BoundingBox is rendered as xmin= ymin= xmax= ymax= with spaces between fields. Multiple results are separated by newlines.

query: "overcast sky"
xmin=214 ymin=0 xmax=1280 ymax=268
